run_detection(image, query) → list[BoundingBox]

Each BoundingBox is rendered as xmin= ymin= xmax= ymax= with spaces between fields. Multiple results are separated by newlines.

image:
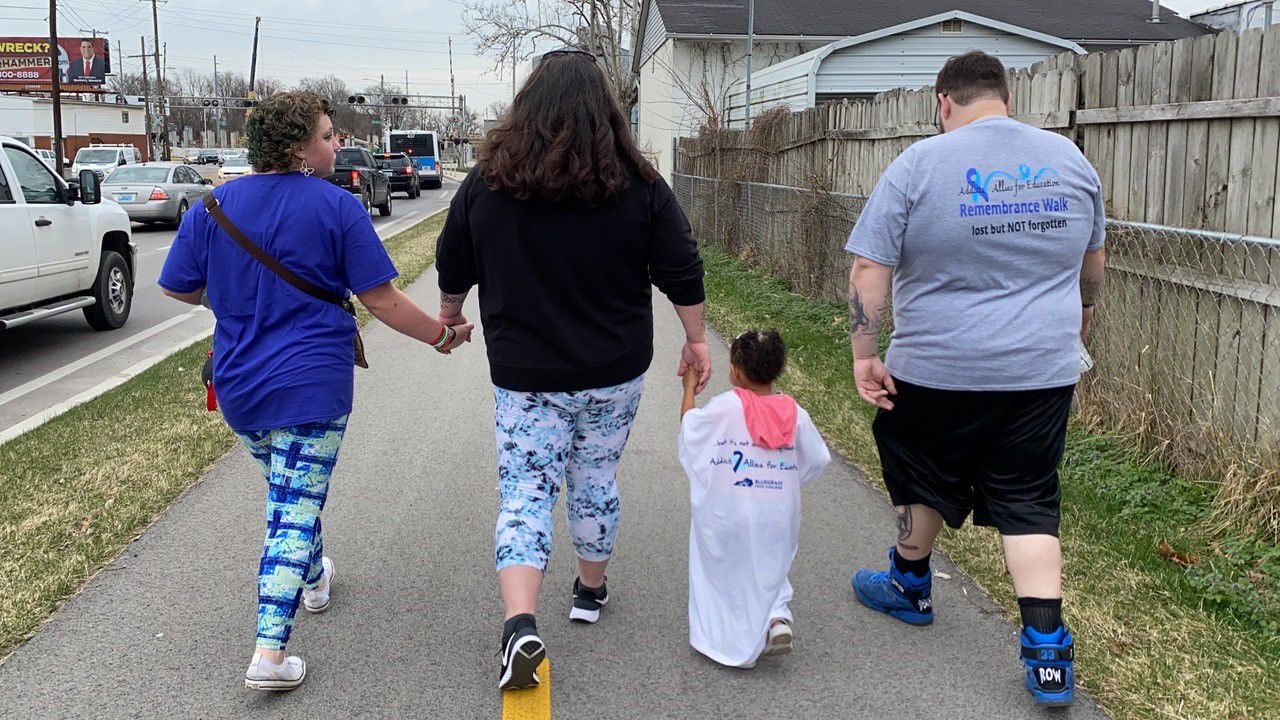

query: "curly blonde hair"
xmin=244 ymin=91 xmax=333 ymax=173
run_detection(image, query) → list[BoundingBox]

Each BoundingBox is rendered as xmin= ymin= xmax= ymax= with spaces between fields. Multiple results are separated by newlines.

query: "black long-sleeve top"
xmin=435 ymin=167 xmax=705 ymax=392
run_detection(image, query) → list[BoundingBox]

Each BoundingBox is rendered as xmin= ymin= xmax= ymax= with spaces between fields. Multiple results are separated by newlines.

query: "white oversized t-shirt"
xmin=678 ymin=391 xmax=831 ymax=667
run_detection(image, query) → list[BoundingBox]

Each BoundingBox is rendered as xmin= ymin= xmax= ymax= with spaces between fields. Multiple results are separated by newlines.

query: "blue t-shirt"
xmin=845 ymin=116 xmax=1105 ymax=391
xmin=158 ymin=173 xmax=397 ymax=432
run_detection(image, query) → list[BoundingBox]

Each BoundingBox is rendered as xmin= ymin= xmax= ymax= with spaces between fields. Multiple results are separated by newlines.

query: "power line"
xmin=153 ymin=18 xmax=477 ymax=55
xmin=86 ymin=0 xmax=469 ymax=38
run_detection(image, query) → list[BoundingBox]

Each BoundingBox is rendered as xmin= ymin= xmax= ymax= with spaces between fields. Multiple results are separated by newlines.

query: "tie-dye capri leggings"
xmin=493 ymin=375 xmax=645 ymax=572
xmin=236 ymin=415 xmax=348 ymax=650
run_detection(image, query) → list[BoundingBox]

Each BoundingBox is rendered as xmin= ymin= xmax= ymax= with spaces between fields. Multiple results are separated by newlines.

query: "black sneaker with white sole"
xmin=570 ymin=577 xmax=609 ymax=624
xmin=498 ymin=614 xmax=546 ymax=691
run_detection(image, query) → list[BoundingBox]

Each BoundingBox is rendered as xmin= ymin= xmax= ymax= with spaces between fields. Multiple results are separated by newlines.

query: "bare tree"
xmin=462 ymin=0 xmax=641 ymax=108
xmin=107 ymin=70 xmax=148 ymax=97
xmin=254 ymin=76 xmax=285 ymax=100
xmin=486 ymin=99 xmax=511 ymax=121
xmin=297 ymin=75 xmax=370 ymax=138
xmin=654 ymin=41 xmax=810 ymax=131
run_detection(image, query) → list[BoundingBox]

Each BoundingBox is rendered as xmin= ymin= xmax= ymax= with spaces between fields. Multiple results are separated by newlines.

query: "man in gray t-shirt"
xmin=845 ymin=51 xmax=1106 ymax=709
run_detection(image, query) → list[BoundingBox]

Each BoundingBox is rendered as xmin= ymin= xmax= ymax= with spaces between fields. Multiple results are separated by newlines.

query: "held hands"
xmin=682 ymin=364 xmax=700 ymax=394
xmin=678 ymin=340 xmax=712 ymax=395
xmin=433 ymin=319 xmax=475 ymax=354
xmin=854 ymin=356 xmax=897 ymax=410
xmin=440 ymin=312 xmax=468 ymax=328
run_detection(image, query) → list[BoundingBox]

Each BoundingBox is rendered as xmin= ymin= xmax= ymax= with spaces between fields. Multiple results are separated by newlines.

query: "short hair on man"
xmin=935 ymin=51 xmax=1010 ymax=106
xmin=80 ymin=39 xmax=93 ymax=47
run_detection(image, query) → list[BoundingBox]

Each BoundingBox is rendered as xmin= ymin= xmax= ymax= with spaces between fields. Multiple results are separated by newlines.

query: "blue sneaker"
xmin=1021 ymin=625 xmax=1075 ymax=707
xmin=851 ymin=548 xmax=933 ymax=625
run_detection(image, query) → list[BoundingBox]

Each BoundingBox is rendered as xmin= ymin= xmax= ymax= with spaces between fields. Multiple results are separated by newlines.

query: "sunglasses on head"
xmin=544 ymin=48 xmax=596 ymax=62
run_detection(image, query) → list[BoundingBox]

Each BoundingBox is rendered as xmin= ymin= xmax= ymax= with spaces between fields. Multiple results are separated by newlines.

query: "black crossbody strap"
xmin=202 ymin=193 xmax=346 ymax=307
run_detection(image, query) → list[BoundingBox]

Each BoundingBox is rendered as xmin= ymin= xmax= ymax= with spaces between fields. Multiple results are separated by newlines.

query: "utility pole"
xmin=139 ymin=37 xmax=153 ymax=161
xmin=49 ymin=0 xmax=65 ymax=176
xmin=247 ymin=16 xmax=261 ymax=117
xmin=405 ymin=69 xmax=414 ymax=129
xmin=149 ymin=0 xmax=167 ymax=159
xmin=379 ymin=73 xmax=386 ymax=147
xmin=449 ymin=36 xmax=457 ymax=157
xmin=213 ymin=54 xmax=220 ymax=146
xmin=744 ymin=0 xmax=754 ymax=127
xmin=115 ymin=39 xmax=123 ymax=102
xmin=89 ymin=29 xmax=99 ymax=103
xmin=448 ymin=37 xmax=456 ymax=101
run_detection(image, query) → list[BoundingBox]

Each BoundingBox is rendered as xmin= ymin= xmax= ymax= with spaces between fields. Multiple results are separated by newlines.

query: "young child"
xmin=678 ymin=329 xmax=831 ymax=668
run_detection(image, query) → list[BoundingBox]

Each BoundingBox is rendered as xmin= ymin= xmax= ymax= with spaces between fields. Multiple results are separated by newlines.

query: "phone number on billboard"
xmin=0 ymin=70 xmax=42 ymax=79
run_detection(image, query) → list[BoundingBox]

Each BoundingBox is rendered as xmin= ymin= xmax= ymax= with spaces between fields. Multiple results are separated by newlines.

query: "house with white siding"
xmin=633 ymin=0 xmax=1208 ymax=177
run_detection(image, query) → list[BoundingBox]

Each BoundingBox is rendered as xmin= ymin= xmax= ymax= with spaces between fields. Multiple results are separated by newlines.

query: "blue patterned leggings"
xmin=236 ymin=415 xmax=348 ymax=651
xmin=494 ymin=375 xmax=645 ymax=572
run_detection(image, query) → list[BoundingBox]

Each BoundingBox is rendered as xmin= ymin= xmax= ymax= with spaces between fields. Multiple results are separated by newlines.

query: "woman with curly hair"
xmin=435 ymin=48 xmax=707 ymax=690
xmin=158 ymin=90 xmax=473 ymax=691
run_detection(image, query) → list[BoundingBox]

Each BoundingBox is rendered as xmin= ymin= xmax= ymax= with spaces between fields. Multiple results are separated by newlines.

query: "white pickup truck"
xmin=0 ymin=136 xmax=136 ymax=331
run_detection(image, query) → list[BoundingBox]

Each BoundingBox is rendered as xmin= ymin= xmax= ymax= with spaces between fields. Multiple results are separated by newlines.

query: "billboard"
xmin=0 ymin=37 xmax=111 ymax=89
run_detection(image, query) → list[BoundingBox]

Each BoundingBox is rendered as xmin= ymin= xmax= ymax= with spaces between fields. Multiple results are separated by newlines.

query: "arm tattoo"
xmin=440 ymin=291 xmax=468 ymax=316
xmin=848 ymin=287 xmax=874 ymax=337
xmin=896 ymin=507 xmax=920 ymax=551
xmin=849 ymin=291 xmax=870 ymax=335
xmin=1080 ymin=277 xmax=1102 ymax=306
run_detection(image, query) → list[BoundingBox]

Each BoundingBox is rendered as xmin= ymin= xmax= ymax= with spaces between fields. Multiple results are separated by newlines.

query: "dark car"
xmin=373 ymin=153 xmax=421 ymax=199
xmin=325 ymin=147 xmax=392 ymax=217
xmin=194 ymin=149 xmax=222 ymax=165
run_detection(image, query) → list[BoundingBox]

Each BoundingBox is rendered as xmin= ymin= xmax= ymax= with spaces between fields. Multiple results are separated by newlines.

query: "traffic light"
xmin=387 ymin=96 xmax=409 ymax=105
xmin=347 ymin=94 xmax=368 ymax=104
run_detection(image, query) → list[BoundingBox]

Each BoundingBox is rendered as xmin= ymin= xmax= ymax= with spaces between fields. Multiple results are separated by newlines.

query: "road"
xmin=0 ymin=173 xmax=458 ymax=443
xmin=0 ymin=265 xmax=1108 ymax=719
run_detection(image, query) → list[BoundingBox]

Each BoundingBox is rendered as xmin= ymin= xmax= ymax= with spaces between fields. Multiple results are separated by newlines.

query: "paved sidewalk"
xmin=0 ymin=267 xmax=1109 ymax=719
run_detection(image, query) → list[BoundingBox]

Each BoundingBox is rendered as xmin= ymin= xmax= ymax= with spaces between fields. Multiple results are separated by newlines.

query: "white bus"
xmin=385 ymin=130 xmax=442 ymax=189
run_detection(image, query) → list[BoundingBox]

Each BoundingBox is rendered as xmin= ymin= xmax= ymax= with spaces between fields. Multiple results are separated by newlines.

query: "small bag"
xmin=201 ymin=193 xmax=368 ymax=369
xmin=202 ymin=350 xmax=217 ymax=411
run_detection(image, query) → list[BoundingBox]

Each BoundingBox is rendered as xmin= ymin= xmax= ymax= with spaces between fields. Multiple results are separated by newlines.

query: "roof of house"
xmin=643 ymin=0 xmax=1208 ymax=44
xmin=726 ymin=10 xmax=1087 ymax=98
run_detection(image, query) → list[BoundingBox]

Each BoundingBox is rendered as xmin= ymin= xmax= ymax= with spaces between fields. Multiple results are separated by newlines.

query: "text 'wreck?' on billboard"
xmin=0 ymin=37 xmax=111 ymax=88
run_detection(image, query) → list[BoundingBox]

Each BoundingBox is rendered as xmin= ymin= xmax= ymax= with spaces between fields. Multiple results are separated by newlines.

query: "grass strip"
xmin=0 ymin=210 xmax=447 ymax=661
xmin=701 ymin=245 xmax=1280 ymax=720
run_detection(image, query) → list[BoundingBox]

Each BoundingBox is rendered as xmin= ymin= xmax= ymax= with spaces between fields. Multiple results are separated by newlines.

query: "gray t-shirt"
xmin=845 ymin=115 xmax=1105 ymax=391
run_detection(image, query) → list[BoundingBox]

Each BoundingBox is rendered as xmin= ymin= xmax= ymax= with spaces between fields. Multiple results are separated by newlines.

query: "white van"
xmin=72 ymin=144 xmax=142 ymax=179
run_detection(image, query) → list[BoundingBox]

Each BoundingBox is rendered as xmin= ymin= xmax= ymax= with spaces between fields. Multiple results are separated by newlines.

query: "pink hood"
xmin=734 ymin=388 xmax=798 ymax=450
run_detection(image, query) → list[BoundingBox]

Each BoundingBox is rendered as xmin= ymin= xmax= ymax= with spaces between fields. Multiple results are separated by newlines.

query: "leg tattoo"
xmin=896 ymin=506 xmax=920 ymax=552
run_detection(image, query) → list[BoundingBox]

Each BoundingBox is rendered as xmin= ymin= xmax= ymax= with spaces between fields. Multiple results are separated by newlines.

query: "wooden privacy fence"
xmin=673 ymin=26 xmax=1280 ymax=537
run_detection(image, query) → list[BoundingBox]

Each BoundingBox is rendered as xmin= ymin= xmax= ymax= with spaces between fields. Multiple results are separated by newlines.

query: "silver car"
xmin=103 ymin=162 xmax=213 ymax=225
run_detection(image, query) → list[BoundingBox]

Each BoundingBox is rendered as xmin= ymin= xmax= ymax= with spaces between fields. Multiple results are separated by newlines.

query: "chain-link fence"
xmin=674 ymin=172 xmax=1280 ymax=538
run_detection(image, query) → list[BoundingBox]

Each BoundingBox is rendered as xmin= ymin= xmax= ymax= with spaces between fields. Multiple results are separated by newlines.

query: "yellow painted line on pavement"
xmin=501 ymin=659 xmax=550 ymax=720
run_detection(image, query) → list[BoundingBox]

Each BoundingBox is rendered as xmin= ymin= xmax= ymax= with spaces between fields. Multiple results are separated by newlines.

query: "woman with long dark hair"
xmin=435 ymin=48 xmax=709 ymax=690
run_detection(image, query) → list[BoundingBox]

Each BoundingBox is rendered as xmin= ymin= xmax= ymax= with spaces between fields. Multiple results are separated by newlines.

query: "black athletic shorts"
xmin=872 ymin=377 xmax=1075 ymax=536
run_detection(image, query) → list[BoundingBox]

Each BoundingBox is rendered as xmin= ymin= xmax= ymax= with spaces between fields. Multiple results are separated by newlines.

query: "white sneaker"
xmin=764 ymin=620 xmax=794 ymax=657
xmin=302 ymin=557 xmax=334 ymax=614
xmin=245 ymin=653 xmax=306 ymax=691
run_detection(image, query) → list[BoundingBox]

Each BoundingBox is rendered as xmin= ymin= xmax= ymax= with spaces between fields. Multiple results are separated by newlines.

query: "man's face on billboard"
xmin=80 ymin=41 xmax=94 ymax=61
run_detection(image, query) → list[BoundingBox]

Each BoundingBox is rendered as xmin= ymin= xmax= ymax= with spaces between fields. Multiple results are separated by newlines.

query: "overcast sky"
xmin=0 ymin=0 xmax=1241 ymax=114
xmin=2 ymin=0 xmax=526 ymax=113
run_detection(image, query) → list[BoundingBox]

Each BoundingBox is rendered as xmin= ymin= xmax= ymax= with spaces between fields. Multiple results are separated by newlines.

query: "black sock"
xmin=502 ymin=613 xmax=536 ymax=646
xmin=892 ymin=548 xmax=931 ymax=577
xmin=1018 ymin=597 xmax=1063 ymax=635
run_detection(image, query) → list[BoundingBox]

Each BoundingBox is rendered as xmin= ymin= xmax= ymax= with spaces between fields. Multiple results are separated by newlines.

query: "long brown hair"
xmin=478 ymin=51 xmax=658 ymax=205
